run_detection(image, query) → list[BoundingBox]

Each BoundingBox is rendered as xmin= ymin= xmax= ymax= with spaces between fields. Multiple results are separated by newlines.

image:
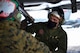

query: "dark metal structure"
xmin=19 ymin=0 xmax=62 ymax=3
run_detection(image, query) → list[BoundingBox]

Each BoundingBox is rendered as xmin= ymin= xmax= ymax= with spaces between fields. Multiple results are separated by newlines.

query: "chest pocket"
xmin=47 ymin=29 xmax=60 ymax=51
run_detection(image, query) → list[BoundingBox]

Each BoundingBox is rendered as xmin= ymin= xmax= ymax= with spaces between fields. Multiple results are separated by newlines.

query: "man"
xmin=25 ymin=7 xmax=67 ymax=53
xmin=0 ymin=0 xmax=50 ymax=53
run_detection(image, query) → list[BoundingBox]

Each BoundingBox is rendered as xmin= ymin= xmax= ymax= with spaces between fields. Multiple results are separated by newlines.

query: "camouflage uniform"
xmin=0 ymin=20 xmax=50 ymax=53
xmin=26 ymin=22 xmax=67 ymax=53
xmin=0 ymin=2 xmax=50 ymax=53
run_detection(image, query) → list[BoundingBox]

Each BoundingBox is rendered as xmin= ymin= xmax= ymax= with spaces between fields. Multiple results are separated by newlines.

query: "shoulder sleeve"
xmin=26 ymin=22 xmax=42 ymax=34
xmin=55 ymin=27 xmax=67 ymax=53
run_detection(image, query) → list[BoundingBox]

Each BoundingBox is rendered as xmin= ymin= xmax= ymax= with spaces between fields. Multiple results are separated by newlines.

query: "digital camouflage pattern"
xmin=0 ymin=20 xmax=50 ymax=53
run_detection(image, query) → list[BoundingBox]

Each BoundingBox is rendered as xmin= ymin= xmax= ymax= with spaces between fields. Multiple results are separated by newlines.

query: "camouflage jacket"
xmin=0 ymin=20 xmax=50 ymax=53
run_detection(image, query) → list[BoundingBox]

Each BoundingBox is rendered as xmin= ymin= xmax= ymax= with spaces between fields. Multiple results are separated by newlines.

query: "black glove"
xmin=20 ymin=19 xmax=28 ymax=30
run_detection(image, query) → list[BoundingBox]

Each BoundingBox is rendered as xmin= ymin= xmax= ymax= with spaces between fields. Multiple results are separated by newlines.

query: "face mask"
xmin=47 ymin=20 xmax=57 ymax=29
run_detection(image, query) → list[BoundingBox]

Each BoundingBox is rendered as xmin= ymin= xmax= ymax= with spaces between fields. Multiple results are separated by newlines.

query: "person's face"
xmin=49 ymin=15 xmax=60 ymax=27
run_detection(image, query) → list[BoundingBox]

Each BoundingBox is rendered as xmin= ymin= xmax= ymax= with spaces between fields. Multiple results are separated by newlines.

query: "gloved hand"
xmin=20 ymin=19 xmax=28 ymax=30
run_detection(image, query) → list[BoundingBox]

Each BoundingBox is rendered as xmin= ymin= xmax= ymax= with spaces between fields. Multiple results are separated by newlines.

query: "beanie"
xmin=48 ymin=7 xmax=64 ymax=24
